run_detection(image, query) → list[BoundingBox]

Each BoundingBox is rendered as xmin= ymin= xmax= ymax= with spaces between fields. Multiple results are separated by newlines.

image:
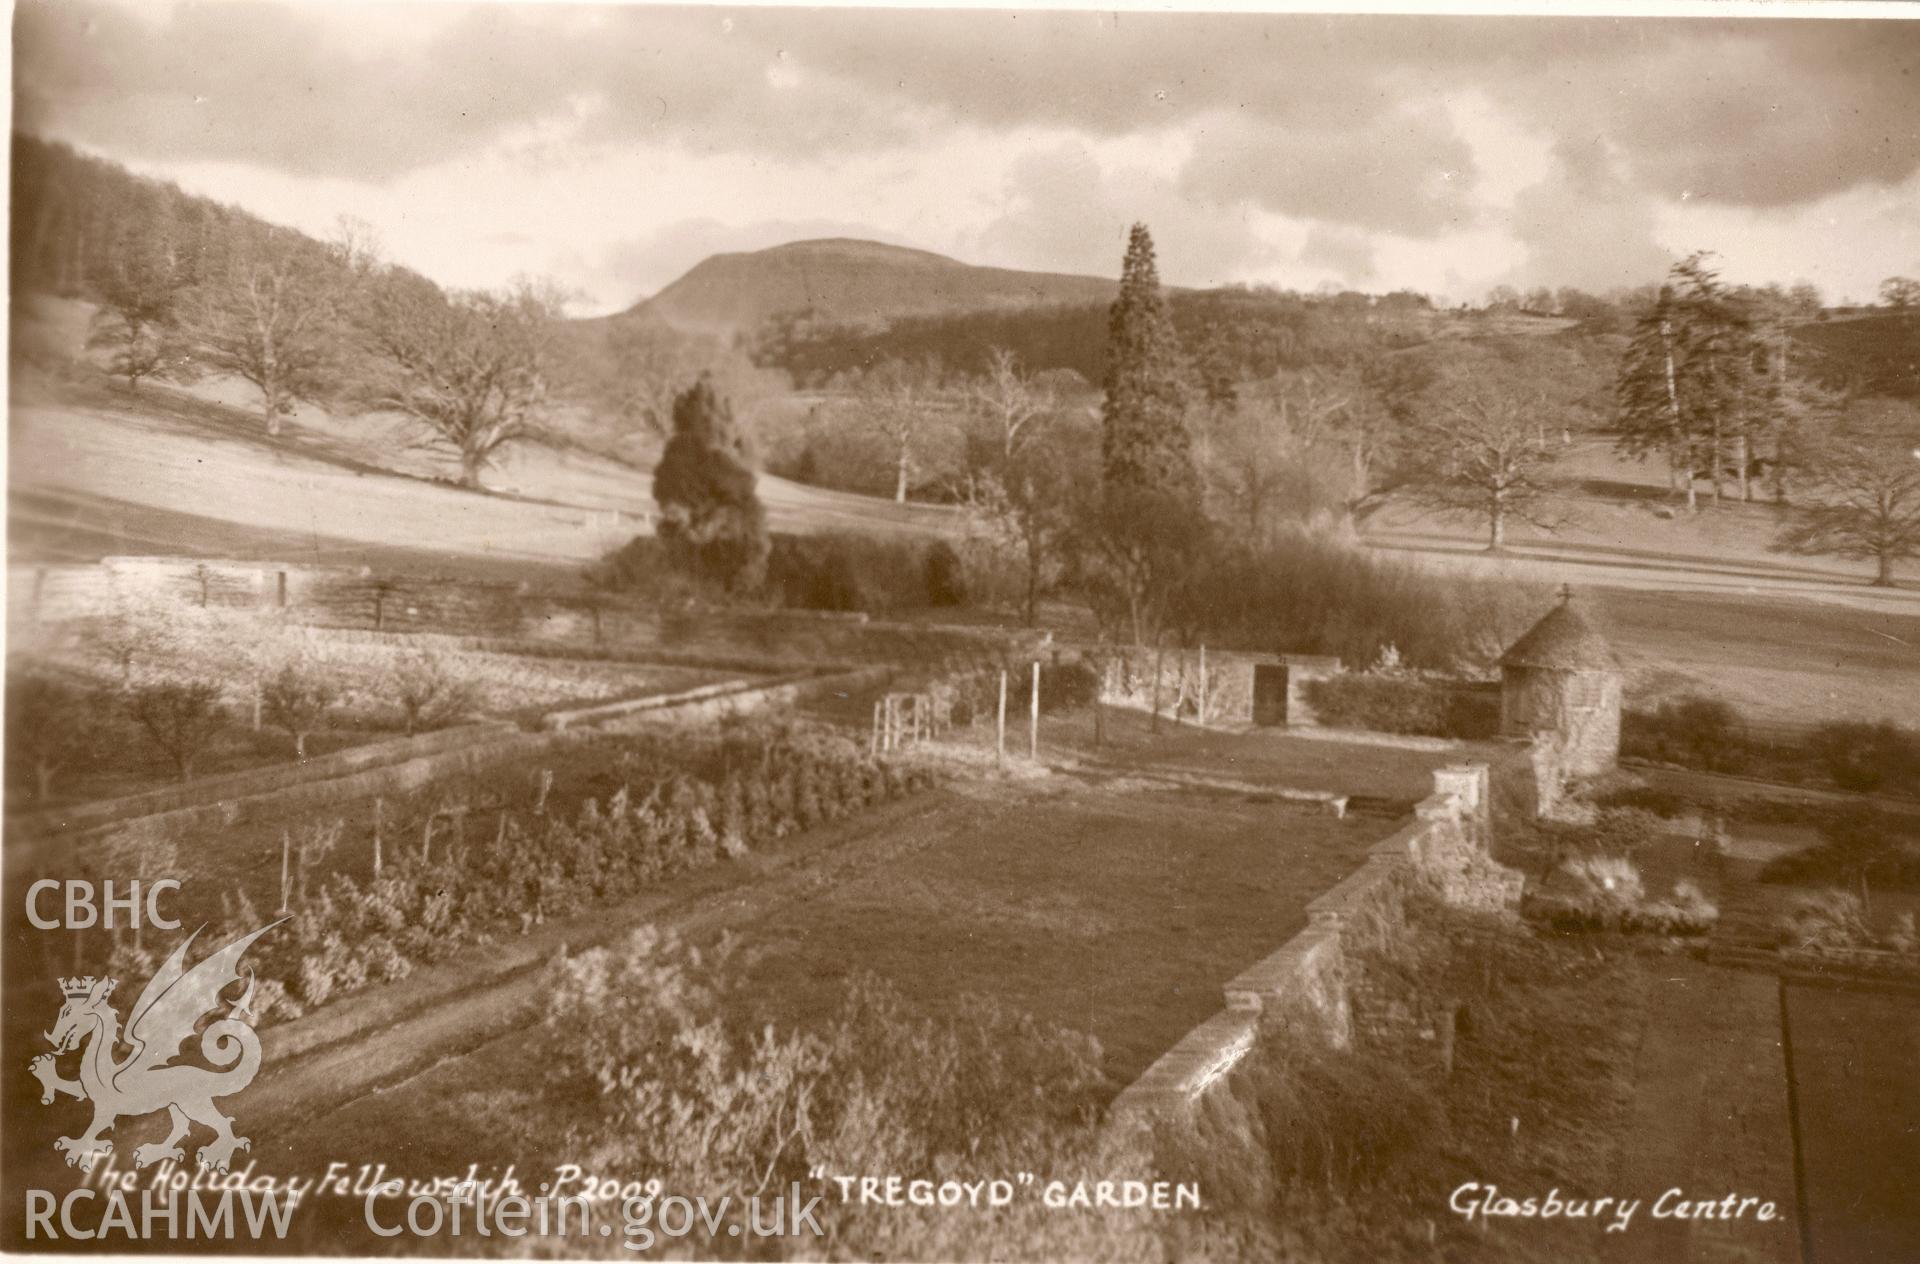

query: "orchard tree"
xmin=5 ymin=677 xmax=107 ymax=802
xmin=652 ymin=375 xmax=770 ymax=592
xmin=389 ymin=651 xmax=478 ymax=735
xmin=1777 ymin=404 xmax=1920 ymax=587
xmin=261 ymin=658 xmax=336 ymax=759
xmin=188 ymin=229 xmax=340 ymax=436
xmin=357 ymin=269 xmax=562 ymax=488
xmin=126 ymin=681 xmax=226 ymax=782
xmin=86 ymin=226 xmax=197 ymax=391
xmin=1102 ymin=224 xmax=1196 ymax=502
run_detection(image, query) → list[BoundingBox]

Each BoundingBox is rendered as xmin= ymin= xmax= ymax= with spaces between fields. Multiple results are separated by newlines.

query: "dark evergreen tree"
xmin=1101 ymin=224 xmax=1196 ymax=501
xmin=1613 ymin=253 xmax=1759 ymax=510
xmin=652 ymin=375 xmax=770 ymax=592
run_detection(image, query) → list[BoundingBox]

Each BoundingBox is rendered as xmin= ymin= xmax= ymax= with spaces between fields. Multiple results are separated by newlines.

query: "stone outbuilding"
xmin=1498 ymin=589 xmax=1623 ymax=776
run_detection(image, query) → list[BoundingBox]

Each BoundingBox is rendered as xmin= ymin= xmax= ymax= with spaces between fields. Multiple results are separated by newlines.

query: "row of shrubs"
xmin=97 ymin=722 xmax=937 ymax=1023
xmin=605 ymin=523 xmax=1553 ymax=673
xmin=6 ymin=650 xmax=477 ymax=797
xmin=595 ymin=531 xmax=970 ymax=616
xmin=1622 ymin=696 xmax=1920 ymax=796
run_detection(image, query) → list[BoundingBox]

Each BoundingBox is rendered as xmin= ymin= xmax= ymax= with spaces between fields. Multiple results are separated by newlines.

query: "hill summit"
xmin=628 ymin=238 xmax=1119 ymax=337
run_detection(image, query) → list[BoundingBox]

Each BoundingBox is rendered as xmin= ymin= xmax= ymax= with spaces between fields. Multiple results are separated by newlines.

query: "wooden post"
xmin=871 ymin=700 xmax=881 ymax=757
xmin=1198 ymin=645 xmax=1208 ymax=727
xmin=372 ymin=798 xmax=384 ymax=877
xmin=1030 ymin=661 xmax=1040 ymax=761
xmin=422 ymin=814 xmax=434 ymax=862
xmin=279 ymin=831 xmax=291 ymax=913
xmin=997 ymin=671 xmax=1008 ymax=767
xmin=252 ymin=684 xmax=263 ymax=732
xmin=1150 ymin=645 xmax=1164 ymax=734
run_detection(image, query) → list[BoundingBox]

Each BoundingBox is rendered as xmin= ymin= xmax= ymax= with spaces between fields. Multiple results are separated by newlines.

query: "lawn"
xmin=730 ymin=777 xmax=1391 ymax=1084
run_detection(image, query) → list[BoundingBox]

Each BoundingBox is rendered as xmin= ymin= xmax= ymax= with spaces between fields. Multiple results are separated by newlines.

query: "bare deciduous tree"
xmin=1409 ymin=374 xmax=1569 ymax=551
xmin=188 ymin=229 xmax=340 ymax=435
xmin=357 ymin=270 xmax=563 ymax=488
xmin=1777 ymin=411 xmax=1920 ymax=587
xmin=87 ymin=226 xmax=198 ymax=392
xmin=968 ymin=347 xmax=1061 ymax=462
xmin=261 ymin=657 xmax=337 ymax=758
xmin=1210 ymin=367 xmax=1369 ymax=539
xmin=390 ymin=651 xmax=480 ymax=735
xmin=127 ymin=681 xmax=226 ymax=782
xmin=853 ymin=356 xmax=951 ymax=503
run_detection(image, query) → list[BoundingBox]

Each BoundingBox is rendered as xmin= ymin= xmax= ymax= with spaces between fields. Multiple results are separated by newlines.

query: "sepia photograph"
xmin=3 ymin=1 xmax=1918 ymax=1260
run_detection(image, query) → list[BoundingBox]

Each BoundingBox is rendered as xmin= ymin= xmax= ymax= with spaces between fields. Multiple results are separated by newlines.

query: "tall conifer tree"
xmin=1101 ymin=224 xmax=1196 ymax=501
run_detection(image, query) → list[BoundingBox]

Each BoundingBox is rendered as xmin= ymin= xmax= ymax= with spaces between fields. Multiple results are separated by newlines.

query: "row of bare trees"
xmin=82 ymin=216 xmax=568 ymax=488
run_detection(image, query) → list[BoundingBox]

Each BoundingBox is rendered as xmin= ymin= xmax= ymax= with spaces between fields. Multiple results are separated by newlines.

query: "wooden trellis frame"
xmin=872 ymin=692 xmax=935 ymax=754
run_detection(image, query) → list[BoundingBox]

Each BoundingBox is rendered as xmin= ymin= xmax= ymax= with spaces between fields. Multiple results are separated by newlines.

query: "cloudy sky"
xmin=16 ymin=1 xmax=1920 ymax=314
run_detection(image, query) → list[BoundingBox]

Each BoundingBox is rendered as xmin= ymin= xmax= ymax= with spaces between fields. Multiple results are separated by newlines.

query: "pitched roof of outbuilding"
xmin=1499 ymin=595 xmax=1620 ymax=671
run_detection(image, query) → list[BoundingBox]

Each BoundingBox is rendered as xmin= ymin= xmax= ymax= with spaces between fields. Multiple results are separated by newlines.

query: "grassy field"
xmin=14 ymin=293 xmax=1919 ymax=738
xmin=10 ymin=293 xmax=955 ymax=571
xmin=1592 ymin=587 xmax=1920 ymax=726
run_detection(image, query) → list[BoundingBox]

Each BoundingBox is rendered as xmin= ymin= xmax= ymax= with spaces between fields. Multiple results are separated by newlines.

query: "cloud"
xmin=19 ymin=3 xmax=1919 ymax=216
xmin=13 ymin=1 xmax=920 ymax=182
xmin=1548 ymin=22 xmax=1920 ymax=209
xmin=14 ymin=3 xmax=1920 ymax=309
xmin=1498 ymin=138 xmax=1673 ymax=293
xmin=1299 ymin=226 xmax=1378 ymax=284
xmin=971 ymin=141 xmax=1278 ymax=288
xmin=1182 ymin=106 xmax=1477 ymax=238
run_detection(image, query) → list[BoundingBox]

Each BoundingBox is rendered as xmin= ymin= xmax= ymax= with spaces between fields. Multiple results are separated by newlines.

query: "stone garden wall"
xmin=1109 ymin=762 xmax=1522 ymax=1121
xmin=8 ymin=557 xmax=1041 ymax=668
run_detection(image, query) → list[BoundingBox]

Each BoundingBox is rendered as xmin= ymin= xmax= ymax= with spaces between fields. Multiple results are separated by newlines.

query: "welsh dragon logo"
xmin=29 ymin=920 xmax=282 ymax=1175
